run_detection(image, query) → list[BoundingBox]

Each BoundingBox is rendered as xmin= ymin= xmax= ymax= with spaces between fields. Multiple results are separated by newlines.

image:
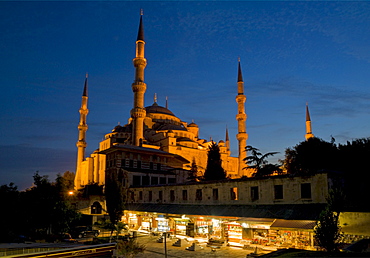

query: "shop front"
xmin=173 ymin=215 xmax=191 ymax=236
xmin=238 ymin=218 xmax=275 ymax=246
xmin=224 ymin=221 xmax=243 ymax=246
xmin=269 ymin=219 xmax=316 ymax=249
xmin=156 ymin=215 xmax=170 ymax=232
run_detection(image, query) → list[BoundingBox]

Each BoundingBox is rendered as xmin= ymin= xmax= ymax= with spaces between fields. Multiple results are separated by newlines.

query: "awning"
xmin=270 ymin=219 xmax=316 ymax=230
xmin=126 ymin=203 xmax=325 ymax=220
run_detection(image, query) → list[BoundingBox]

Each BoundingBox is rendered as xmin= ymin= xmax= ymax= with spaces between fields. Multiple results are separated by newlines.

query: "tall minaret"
xmin=235 ymin=59 xmax=248 ymax=176
xmin=305 ymin=103 xmax=314 ymax=140
xmin=131 ymin=11 xmax=147 ymax=146
xmin=75 ymin=73 xmax=89 ymax=188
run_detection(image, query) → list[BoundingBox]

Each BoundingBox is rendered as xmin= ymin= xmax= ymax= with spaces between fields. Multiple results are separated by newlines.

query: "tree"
xmin=337 ymin=137 xmax=370 ymax=207
xmin=314 ymin=188 xmax=345 ymax=252
xmin=116 ymin=239 xmax=145 ymax=258
xmin=188 ymin=158 xmax=199 ymax=182
xmin=203 ymin=141 xmax=226 ymax=180
xmin=105 ymin=168 xmax=128 ymax=241
xmin=282 ymin=137 xmax=338 ymax=175
xmin=20 ymin=172 xmax=81 ymax=239
xmin=0 ymin=183 xmax=21 ymax=242
xmin=243 ymin=146 xmax=281 ymax=177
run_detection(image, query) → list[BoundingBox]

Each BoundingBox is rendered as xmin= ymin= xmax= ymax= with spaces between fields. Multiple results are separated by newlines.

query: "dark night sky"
xmin=1 ymin=1 xmax=370 ymax=190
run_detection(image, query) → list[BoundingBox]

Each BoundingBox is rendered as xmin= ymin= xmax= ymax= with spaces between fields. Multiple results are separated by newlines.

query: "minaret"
xmin=131 ymin=10 xmax=147 ymax=146
xmin=235 ymin=59 xmax=248 ymax=176
xmin=305 ymin=103 xmax=314 ymax=140
xmin=75 ymin=73 xmax=89 ymax=188
xmin=225 ymin=126 xmax=230 ymax=152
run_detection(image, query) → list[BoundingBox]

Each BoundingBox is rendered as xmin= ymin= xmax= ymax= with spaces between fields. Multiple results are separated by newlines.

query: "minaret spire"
xmin=305 ymin=103 xmax=314 ymax=140
xmin=131 ymin=11 xmax=147 ymax=146
xmin=225 ymin=126 xmax=230 ymax=153
xmin=235 ymin=58 xmax=248 ymax=177
xmin=75 ymin=74 xmax=89 ymax=189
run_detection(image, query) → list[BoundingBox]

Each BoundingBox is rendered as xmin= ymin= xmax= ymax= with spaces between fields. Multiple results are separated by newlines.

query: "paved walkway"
xmin=132 ymin=234 xmax=273 ymax=258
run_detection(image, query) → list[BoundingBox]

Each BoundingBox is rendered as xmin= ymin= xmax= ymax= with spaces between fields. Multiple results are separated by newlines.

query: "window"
xmin=139 ymin=191 xmax=143 ymax=200
xmin=274 ymin=185 xmax=283 ymax=199
xmin=137 ymin=160 xmax=142 ymax=169
xmin=168 ymin=178 xmax=176 ymax=184
xmin=159 ymin=190 xmax=163 ymax=201
xmin=156 ymin=163 xmax=161 ymax=170
xmin=142 ymin=176 xmax=150 ymax=186
xmin=213 ymin=189 xmax=219 ymax=200
xmin=91 ymin=202 xmax=102 ymax=214
xmin=170 ymin=190 xmax=175 ymax=202
xmin=301 ymin=183 xmax=312 ymax=199
xmin=133 ymin=175 xmax=141 ymax=186
xmin=195 ymin=189 xmax=202 ymax=200
xmin=182 ymin=190 xmax=188 ymax=200
xmin=129 ymin=159 xmax=134 ymax=168
xmin=149 ymin=191 xmax=152 ymax=201
xmin=130 ymin=191 xmax=135 ymax=201
xmin=251 ymin=186 xmax=259 ymax=201
xmin=151 ymin=177 xmax=158 ymax=185
xmin=160 ymin=177 xmax=166 ymax=184
xmin=149 ymin=162 xmax=154 ymax=170
xmin=230 ymin=187 xmax=238 ymax=200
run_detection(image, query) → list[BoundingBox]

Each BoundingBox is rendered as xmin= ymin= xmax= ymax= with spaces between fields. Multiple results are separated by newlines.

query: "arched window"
xmin=91 ymin=201 xmax=102 ymax=214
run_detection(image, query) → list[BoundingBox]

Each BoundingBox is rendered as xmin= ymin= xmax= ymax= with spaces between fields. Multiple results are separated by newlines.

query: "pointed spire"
xmin=238 ymin=57 xmax=243 ymax=82
xmin=306 ymin=102 xmax=311 ymax=121
xmin=166 ymin=96 xmax=168 ymax=109
xmin=225 ymin=126 xmax=229 ymax=141
xmin=137 ymin=9 xmax=144 ymax=41
xmin=154 ymin=93 xmax=157 ymax=103
xmin=82 ymin=73 xmax=88 ymax=97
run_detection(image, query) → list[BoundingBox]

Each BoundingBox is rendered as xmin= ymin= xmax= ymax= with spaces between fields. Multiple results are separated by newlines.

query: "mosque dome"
xmin=188 ymin=122 xmax=198 ymax=128
xmin=145 ymin=103 xmax=175 ymax=116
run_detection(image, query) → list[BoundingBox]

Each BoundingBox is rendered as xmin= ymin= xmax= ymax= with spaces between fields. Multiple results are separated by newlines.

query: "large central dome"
xmin=145 ymin=103 xmax=175 ymax=117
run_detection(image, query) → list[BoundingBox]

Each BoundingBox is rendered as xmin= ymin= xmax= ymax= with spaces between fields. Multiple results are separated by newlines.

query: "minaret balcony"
xmin=78 ymin=124 xmax=88 ymax=131
xmin=236 ymin=132 xmax=248 ymax=141
xmin=133 ymin=57 xmax=147 ymax=67
xmin=132 ymin=82 xmax=147 ymax=92
xmin=235 ymin=94 xmax=246 ymax=103
xmin=236 ymin=113 xmax=247 ymax=121
xmin=130 ymin=107 xmax=147 ymax=118
xmin=76 ymin=140 xmax=87 ymax=148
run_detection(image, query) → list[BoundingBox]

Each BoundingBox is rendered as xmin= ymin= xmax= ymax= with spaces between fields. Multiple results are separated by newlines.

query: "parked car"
xmin=71 ymin=226 xmax=100 ymax=238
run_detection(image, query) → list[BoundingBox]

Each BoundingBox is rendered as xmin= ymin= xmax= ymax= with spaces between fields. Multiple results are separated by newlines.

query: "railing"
xmin=1 ymin=243 xmax=116 ymax=257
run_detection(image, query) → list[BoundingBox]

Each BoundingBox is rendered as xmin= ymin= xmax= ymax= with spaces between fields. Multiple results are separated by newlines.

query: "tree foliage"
xmin=0 ymin=172 xmax=81 ymax=242
xmin=188 ymin=158 xmax=199 ymax=182
xmin=283 ymin=137 xmax=370 ymax=208
xmin=244 ymin=146 xmax=281 ymax=177
xmin=283 ymin=137 xmax=338 ymax=175
xmin=116 ymin=239 xmax=145 ymax=258
xmin=203 ymin=141 xmax=227 ymax=181
xmin=105 ymin=168 xmax=128 ymax=240
xmin=314 ymin=188 xmax=345 ymax=253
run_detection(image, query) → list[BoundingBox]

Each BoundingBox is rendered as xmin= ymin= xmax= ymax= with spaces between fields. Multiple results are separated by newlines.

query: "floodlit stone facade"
xmin=128 ymin=173 xmax=329 ymax=206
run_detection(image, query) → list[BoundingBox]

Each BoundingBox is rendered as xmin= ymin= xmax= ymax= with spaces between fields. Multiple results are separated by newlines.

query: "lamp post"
xmin=163 ymin=231 xmax=169 ymax=258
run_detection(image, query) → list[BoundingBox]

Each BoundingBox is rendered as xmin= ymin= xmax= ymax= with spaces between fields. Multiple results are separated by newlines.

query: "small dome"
xmin=112 ymin=124 xmax=131 ymax=133
xmin=188 ymin=122 xmax=198 ymax=128
xmin=112 ymin=125 xmax=123 ymax=132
